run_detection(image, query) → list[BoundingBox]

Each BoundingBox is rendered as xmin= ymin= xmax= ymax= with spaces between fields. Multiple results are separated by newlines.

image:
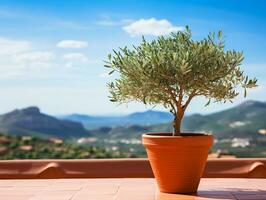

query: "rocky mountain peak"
xmin=238 ymin=100 xmax=266 ymax=109
xmin=20 ymin=107 xmax=40 ymax=115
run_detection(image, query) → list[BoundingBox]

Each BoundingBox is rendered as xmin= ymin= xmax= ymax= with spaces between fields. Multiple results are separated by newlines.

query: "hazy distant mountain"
xmin=88 ymin=100 xmax=266 ymax=139
xmin=182 ymin=100 xmax=266 ymax=138
xmin=1 ymin=100 xmax=266 ymax=141
xmin=0 ymin=107 xmax=89 ymax=138
xmin=60 ymin=110 xmax=173 ymax=129
xmin=0 ymin=101 xmax=265 ymax=158
xmin=61 ymin=100 xmax=266 ymax=138
xmin=84 ymin=100 xmax=266 ymax=157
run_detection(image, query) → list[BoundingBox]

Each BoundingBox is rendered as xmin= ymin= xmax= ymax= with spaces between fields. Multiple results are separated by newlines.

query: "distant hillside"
xmin=61 ymin=100 xmax=266 ymax=139
xmin=0 ymin=107 xmax=89 ymax=138
xmin=88 ymin=100 xmax=266 ymax=139
xmin=85 ymin=100 xmax=266 ymax=157
xmin=1 ymin=100 xmax=266 ymax=142
xmin=61 ymin=110 xmax=173 ymax=129
xmin=0 ymin=133 xmax=127 ymax=159
xmin=182 ymin=100 xmax=266 ymax=138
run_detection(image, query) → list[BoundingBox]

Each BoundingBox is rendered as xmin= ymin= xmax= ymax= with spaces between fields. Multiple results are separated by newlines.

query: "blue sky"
xmin=0 ymin=0 xmax=265 ymax=115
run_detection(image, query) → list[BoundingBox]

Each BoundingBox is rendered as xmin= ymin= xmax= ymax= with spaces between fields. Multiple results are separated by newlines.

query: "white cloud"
xmin=56 ymin=40 xmax=88 ymax=48
xmin=15 ymin=51 xmax=54 ymax=63
xmin=0 ymin=37 xmax=56 ymax=79
xmin=62 ymin=53 xmax=101 ymax=68
xmin=62 ymin=53 xmax=88 ymax=62
xmin=123 ymin=18 xmax=184 ymax=36
xmin=0 ymin=37 xmax=101 ymax=80
xmin=62 ymin=53 xmax=90 ymax=68
xmin=0 ymin=37 xmax=31 ymax=56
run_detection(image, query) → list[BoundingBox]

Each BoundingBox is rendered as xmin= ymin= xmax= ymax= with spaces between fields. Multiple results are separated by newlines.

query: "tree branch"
xmin=176 ymin=86 xmax=183 ymax=112
xmin=182 ymin=90 xmax=196 ymax=111
xmin=165 ymin=87 xmax=178 ymax=104
xmin=168 ymin=101 xmax=177 ymax=115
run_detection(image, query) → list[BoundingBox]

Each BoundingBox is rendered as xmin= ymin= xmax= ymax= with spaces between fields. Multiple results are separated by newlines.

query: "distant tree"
xmin=105 ymin=27 xmax=257 ymax=136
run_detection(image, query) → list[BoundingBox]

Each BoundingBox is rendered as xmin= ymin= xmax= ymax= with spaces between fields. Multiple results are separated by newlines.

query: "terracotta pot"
xmin=142 ymin=132 xmax=213 ymax=194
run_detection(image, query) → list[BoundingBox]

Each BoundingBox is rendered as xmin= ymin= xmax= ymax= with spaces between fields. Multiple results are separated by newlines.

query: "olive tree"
xmin=104 ymin=27 xmax=257 ymax=136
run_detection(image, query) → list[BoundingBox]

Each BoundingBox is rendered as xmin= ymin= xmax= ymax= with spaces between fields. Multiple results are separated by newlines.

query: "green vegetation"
xmin=0 ymin=101 xmax=265 ymax=158
xmin=105 ymin=27 xmax=257 ymax=135
xmin=0 ymin=133 xmax=127 ymax=159
xmin=86 ymin=101 xmax=266 ymax=158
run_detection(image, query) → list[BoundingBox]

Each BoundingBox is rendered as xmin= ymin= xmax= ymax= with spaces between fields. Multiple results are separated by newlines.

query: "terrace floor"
xmin=0 ymin=178 xmax=266 ymax=200
xmin=0 ymin=159 xmax=266 ymax=199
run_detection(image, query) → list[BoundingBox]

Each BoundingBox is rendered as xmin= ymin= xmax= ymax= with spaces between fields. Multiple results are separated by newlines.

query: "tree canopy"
xmin=105 ymin=27 xmax=257 ymax=135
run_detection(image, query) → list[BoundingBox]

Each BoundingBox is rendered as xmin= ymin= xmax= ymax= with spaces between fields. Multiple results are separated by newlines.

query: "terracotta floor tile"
xmin=31 ymin=190 xmax=76 ymax=200
xmin=156 ymin=190 xmax=237 ymax=200
xmin=119 ymin=185 xmax=155 ymax=192
xmin=48 ymin=185 xmax=83 ymax=191
xmin=0 ymin=178 xmax=265 ymax=200
xmin=249 ymin=179 xmax=266 ymax=190
xmin=52 ymin=181 xmax=85 ymax=185
xmin=0 ymin=186 xmax=47 ymax=195
xmin=0 ymin=194 xmax=34 ymax=200
xmin=115 ymin=193 xmax=155 ymax=200
xmin=81 ymin=185 xmax=119 ymax=195
xmin=156 ymin=192 xmax=217 ymax=200
xmin=121 ymin=178 xmax=155 ymax=185
xmin=72 ymin=194 xmax=115 ymax=200
xmin=0 ymin=186 xmax=14 ymax=191
xmin=0 ymin=180 xmax=25 ymax=187
xmin=85 ymin=180 xmax=121 ymax=186
xmin=14 ymin=180 xmax=54 ymax=187
xmin=55 ymin=179 xmax=89 ymax=184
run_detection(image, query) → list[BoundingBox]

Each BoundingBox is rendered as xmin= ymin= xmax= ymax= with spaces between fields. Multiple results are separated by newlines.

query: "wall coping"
xmin=0 ymin=158 xmax=265 ymax=179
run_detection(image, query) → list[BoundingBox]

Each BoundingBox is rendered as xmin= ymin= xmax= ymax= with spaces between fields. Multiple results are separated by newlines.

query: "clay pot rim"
xmin=142 ymin=132 xmax=213 ymax=147
xmin=142 ymin=132 xmax=213 ymax=139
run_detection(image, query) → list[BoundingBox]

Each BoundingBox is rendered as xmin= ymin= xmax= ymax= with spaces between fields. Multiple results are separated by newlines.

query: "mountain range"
xmin=0 ymin=100 xmax=265 ymax=141
xmin=182 ymin=100 xmax=266 ymax=138
xmin=60 ymin=110 xmax=173 ymax=129
xmin=61 ymin=100 xmax=266 ymax=139
xmin=87 ymin=100 xmax=266 ymax=139
xmin=0 ymin=107 xmax=89 ymax=138
xmin=83 ymin=100 xmax=266 ymax=157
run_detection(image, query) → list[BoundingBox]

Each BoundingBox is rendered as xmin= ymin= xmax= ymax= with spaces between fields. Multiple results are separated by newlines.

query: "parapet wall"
xmin=0 ymin=158 xmax=265 ymax=179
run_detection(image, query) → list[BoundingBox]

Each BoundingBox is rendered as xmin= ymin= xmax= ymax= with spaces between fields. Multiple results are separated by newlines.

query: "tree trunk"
xmin=172 ymin=115 xmax=182 ymax=136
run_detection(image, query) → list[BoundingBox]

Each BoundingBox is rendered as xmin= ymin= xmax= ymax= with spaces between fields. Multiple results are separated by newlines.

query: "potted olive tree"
xmin=104 ymin=27 xmax=257 ymax=194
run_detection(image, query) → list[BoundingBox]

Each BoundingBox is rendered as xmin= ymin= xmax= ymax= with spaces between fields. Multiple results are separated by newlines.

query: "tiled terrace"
xmin=1 ymin=178 xmax=266 ymax=200
xmin=0 ymin=159 xmax=266 ymax=200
